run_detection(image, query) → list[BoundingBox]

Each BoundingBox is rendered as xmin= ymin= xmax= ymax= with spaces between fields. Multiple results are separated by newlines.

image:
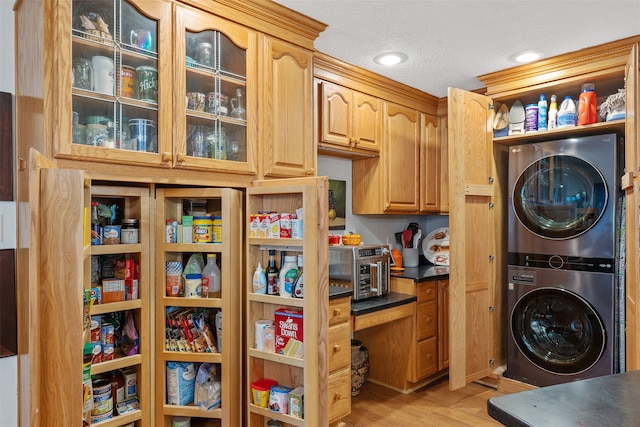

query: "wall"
xmin=318 ymin=155 xmax=448 ymax=255
xmin=0 ymin=0 xmax=17 ymax=425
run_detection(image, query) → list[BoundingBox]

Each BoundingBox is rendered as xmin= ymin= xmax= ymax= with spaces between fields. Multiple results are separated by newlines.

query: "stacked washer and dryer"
xmin=506 ymin=133 xmax=624 ymax=387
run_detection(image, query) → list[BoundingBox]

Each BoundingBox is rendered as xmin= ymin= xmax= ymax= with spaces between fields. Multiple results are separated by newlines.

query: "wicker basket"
xmin=351 ymin=339 xmax=369 ymax=396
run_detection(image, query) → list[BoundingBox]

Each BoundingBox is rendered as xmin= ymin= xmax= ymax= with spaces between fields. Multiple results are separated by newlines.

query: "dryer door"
xmin=512 ymin=154 xmax=607 ymax=240
xmin=511 ymin=286 xmax=606 ymax=375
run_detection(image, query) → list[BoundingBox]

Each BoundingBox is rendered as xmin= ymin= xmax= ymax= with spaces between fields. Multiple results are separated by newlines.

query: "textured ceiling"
xmin=274 ymin=0 xmax=640 ymax=98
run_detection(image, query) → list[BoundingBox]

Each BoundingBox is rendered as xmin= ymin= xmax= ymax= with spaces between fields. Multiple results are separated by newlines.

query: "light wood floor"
xmin=342 ymin=377 xmax=505 ymax=426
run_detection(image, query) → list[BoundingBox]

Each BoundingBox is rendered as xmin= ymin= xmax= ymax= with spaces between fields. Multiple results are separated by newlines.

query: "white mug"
xmin=91 ymin=56 xmax=114 ymax=95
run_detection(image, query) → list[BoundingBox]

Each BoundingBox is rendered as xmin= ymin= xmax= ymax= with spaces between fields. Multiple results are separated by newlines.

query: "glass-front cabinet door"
xmin=66 ymin=0 xmax=171 ymax=166
xmin=173 ymin=4 xmax=257 ymax=174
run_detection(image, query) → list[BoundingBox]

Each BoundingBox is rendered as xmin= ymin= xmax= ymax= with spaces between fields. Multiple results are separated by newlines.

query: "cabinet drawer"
xmin=328 ymin=367 xmax=351 ymax=423
xmin=328 ymin=322 xmax=351 ymax=372
xmin=416 ymin=280 xmax=437 ymax=303
xmin=416 ymin=300 xmax=437 ymax=341
xmin=329 ymin=297 xmax=351 ymax=327
xmin=416 ymin=336 xmax=438 ymax=379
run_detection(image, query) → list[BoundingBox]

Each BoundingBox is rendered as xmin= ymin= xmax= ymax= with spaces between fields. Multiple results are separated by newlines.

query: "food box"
xmin=102 ymin=278 xmax=125 ymax=303
xmin=274 ymin=308 xmax=304 ymax=357
xmin=249 ymin=214 xmax=266 ymax=238
xmin=267 ymin=213 xmax=280 ymax=238
xmin=288 ymin=386 xmax=304 ymax=418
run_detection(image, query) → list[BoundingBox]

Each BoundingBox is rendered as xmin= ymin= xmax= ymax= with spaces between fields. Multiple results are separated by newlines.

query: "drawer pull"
xmin=333 ymin=308 xmax=341 ymax=316
xmin=425 ymin=288 xmax=433 ymax=296
xmin=333 ymin=344 xmax=341 ymax=353
xmin=334 ymin=393 xmax=341 ymax=402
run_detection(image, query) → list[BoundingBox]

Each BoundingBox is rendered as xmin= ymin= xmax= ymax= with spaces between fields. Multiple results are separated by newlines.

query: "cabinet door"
xmin=260 ymin=36 xmax=315 ymax=178
xmin=448 ymin=87 xmax=495 ymax=390
xmin=319 ymin=81 xmax=353 ymax=149
xmin=420 ymin=113 xmax=440 ymax=212
xmin=352 ymin=91 xmax=381 ymax=152
xmin=438 ymin=279 xmax=449 ymax=370
xmin=173 ymin=4 xmax=257 ymax=174
xmin=383 ymin=102 xmax=420 ymax=212
xmin=439 ymin=116 xmax=450 ymax=213
xmin=63 ymin=0 xmax=171 ymax=166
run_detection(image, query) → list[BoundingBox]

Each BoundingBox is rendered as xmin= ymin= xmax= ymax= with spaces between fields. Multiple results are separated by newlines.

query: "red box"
xmin=274 ymin=308 xmax=304 ymax=357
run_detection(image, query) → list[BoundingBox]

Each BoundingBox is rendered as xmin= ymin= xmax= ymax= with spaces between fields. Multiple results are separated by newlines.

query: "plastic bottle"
xmin=252 ymin=262 xmax=267 ymax=294
xmin=537 ymin=94 xmax=548 ymax=131
xmin=578 ymin=83 xmax=597 ymax=125
xmin=202 ymin=253 xmax=221 ymax=298
xmin=266 ymin=249 xmax=280 ymax=295
xmin=279 ymin=255 xmax=298 ymax=298
xmin=557 ymin=96 xmax=576 ymax=128
xmin=292 ymin=255 xmax=304 ymax=298
xmin=548 ymin=95 xmax=558 ymax=129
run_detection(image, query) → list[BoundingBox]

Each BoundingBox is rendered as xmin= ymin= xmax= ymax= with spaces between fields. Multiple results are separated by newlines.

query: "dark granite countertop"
xmin=391 ymin=262 xmax=449 ymax=282
xmin=350 ymin=292 xmax=416 ymax=316
xmin=488 ymin=371 xmax=640 ymax=427
xmin=329 ymin=285 xmax=352 ymax=300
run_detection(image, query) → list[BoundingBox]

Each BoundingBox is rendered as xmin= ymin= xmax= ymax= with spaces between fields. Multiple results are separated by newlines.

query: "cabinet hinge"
xmin=488 ymin=176 xmax=494 ymax=184
xmin=488 ymin=255 xmax=494 ymax=262
xmin=488 ymin=202 xmax=494 ymax=209
xmin=489 ymin=359 xmax=495 ymax=366
xmin=489 ymin=305 xmax=494 ymax=313
xmin=488 ymin=104 xmax=494 ymax=110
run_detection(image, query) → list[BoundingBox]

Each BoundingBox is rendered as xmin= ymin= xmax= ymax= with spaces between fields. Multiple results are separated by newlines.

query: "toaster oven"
xmin=328 ymin=244 xmax=390 ymax=301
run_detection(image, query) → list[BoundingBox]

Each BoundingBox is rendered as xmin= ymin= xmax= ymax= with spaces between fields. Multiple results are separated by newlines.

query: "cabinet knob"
xmin=333 ymin=344 xmax=341 ymax=353
xmin=162 ymin=152 xmax=172 ymax=162
xmin=425 ymin=288 xmax=433 ymax=296
xmin=18 ymin=157 xmax=26 ymax=171
xmin=425 ymin=314 xmax=433 ymax=323
xmin=176 ymin=153 xmax=187 ymax=163
xmin=334 ymin=393 xmax=341 ymax=402
xmin=333 ymin=308 xmax=341 ymax=316
xmin=305 ymin=168 xmax=315 ymax=176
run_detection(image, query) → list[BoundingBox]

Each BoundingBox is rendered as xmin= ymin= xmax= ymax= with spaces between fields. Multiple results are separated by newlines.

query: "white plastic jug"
xmin=557 ymin=96 xmax=576 ymax=128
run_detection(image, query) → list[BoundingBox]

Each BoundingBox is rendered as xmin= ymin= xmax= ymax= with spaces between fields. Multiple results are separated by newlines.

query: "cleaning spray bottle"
xmin=252 ymin=262 xmax=267 ymax=294
xmin=548 ymin=95 xmax=558 ymax=129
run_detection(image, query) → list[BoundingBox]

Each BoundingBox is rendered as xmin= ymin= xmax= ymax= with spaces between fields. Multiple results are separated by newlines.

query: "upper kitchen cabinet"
xmin=259 ymin=35 xmax=316 ymax=178
xmin=66 ymin=0 xmax=172 ymax=167
xmin=317 ymin=80 xmax=382 ymax=157
xmin=420 ymin=113 xmax=440 ymax=213
xmin=172 ymin=3 xmax=257 ymax=175
xmin=15 ymin=0 xmax=325 ymax=186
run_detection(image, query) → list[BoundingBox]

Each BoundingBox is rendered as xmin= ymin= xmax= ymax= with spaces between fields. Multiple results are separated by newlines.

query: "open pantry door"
xmin=19 ymin=148 xmax=86 ymax=424
xmin=447 ymin=88 xmax=503 ymax=390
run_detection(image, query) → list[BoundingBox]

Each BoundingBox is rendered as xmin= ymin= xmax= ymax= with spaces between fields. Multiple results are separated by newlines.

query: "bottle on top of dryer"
xmin=537 ymin=94 xmax=548 ymax=131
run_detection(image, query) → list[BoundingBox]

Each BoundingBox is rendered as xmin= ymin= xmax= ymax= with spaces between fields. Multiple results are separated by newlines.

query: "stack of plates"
xmin=422 ymin=227 xmax=449 ymax=266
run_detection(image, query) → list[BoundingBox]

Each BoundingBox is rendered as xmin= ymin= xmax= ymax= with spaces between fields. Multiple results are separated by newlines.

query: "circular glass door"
xmin=513 ymin=154 xmax=607 ymax=239
xmin=511 ymin=287 xmax=605 ymax=375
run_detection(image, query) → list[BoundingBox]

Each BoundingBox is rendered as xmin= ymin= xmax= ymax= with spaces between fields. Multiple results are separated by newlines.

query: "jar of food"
xmin=195 ymin=42 xmax=214 ymax=67
xmin=121 ymin=219 xmax=139 ymax=244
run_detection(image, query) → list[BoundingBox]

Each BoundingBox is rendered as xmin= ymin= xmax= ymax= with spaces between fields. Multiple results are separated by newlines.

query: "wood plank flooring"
xmin=342 ymin=377 xmax=505 ymax=426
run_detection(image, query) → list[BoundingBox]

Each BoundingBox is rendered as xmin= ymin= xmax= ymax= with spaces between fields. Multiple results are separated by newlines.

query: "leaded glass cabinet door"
xmin=173 ymin=4 xmax=257 ymax=175
xmin=68 ymin=0 xmax=171 ymax=166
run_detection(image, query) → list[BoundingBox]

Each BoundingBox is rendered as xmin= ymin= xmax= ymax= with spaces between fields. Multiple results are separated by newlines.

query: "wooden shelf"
xmin=162 ymin=404 xmax=222 ymax=419
xmin=162 ymin=351 xmax=222 ymax=364
xmin=163 ymin=296 xmax=221 ymax=308
xmin=493 ymin=119 xmax=625 ymax=146
xmin=91 ymin=354 xmax=143 ymax=375
xmin=91 ymin=299 xmax=142 ymax=315
xmin=248 ymin=348 xmax=305 ymax=368
xmin=247 ymin=293 xmax=304 ymax=308
xmin=248 ymin=404 xmax=305 ymax=426
xmin=91 ymin=243 xmax=143 ymax=255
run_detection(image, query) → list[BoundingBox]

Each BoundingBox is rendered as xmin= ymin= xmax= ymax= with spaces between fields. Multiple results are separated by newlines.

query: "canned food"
xmin=212 ymin=216 xmax=222 ymax=243
xmin=120 ymin=65 xmax=136 ymax=98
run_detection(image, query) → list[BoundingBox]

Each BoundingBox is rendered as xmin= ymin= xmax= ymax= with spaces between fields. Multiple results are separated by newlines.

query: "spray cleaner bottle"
xmin=547 ymin=95 xmax=558 ymax=129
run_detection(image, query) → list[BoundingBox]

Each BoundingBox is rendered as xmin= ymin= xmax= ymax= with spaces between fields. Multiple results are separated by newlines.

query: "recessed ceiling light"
xmin=374 ymin=52 xmax=408 ymax=66
xmin=512 ymin=50 xmax=543 ymax=63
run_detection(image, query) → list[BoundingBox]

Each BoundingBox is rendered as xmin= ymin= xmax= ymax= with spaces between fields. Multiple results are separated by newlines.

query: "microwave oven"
xmin=328 ymin=244 xmax=390 ymax=301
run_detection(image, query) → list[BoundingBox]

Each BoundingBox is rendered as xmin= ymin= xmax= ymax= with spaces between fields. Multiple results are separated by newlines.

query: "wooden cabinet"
xmin=448 ymin=37 xmax=639 ymax=390
xmin=438 ymin=116 xmax=450 ymax=213
xmin=327 ymin=297 xmax=351 ymax=424
xmin=172 ymin=3 xmax=257 ymax=175
xmin=391 ymin=277 xmax=448 ymax=386
xmin=245 ymin=177 xmax=328 ymax=426
xmin=317 ymin=80 xmax=382 ymax=156
xmin=259 ymin=36 xmax=316 ymax=178
xmin=353 ymin=105 xmax=441 ymax=214
xmin=154 ymin=188 xmax=242 ymax=426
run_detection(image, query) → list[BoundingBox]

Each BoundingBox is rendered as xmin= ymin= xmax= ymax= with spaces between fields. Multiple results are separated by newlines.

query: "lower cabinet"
xmin=328 ymin=296 xmax=352 ymax=424
xmin=392 ymin=276 xmax=448 ymax=385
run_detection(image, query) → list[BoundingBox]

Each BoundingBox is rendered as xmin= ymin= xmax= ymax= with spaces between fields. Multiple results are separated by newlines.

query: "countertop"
xmin=350 ymin=292 xmax=416 ymax=316
xmin=487 ymin=371 xmax=640 ymax=427
xmin=390 ymin=262 xmax=449 ymax=282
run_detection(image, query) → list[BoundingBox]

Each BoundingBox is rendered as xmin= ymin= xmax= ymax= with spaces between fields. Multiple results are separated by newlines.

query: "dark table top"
xmin=349 ymin=292 xmax=416 ymax=316
xmin=390 ymin=262 xmax=449 ymax=282
xmin=487 ymin=371 xmax=640 ymax=427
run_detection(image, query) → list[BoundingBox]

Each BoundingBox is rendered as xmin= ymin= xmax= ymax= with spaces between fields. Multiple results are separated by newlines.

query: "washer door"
xmin=511 ymin=287 xmax=606 ymax=375
xmin=513 ymin=154 xmax=607 ymax=239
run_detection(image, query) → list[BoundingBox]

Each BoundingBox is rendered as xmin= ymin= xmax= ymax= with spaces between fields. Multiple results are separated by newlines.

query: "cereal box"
xmin=274 ymin=308 xmax=304 ymax=357
xmin=289 ymin=386 xmax=304 ymax=418
xmin=102 ymin=278 xmax=125 ymax=303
